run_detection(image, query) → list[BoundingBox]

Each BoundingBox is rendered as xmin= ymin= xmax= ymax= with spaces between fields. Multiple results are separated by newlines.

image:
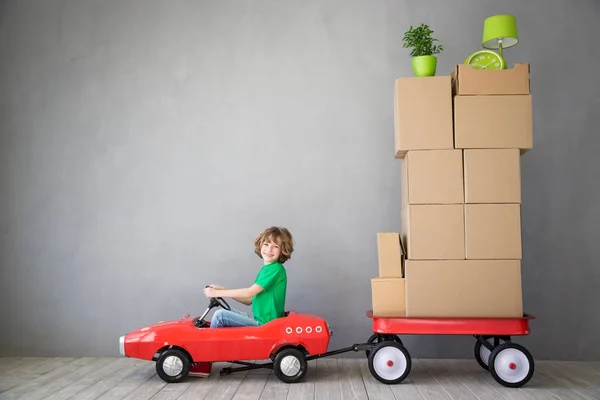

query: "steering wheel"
xmin=194 ymin=287 xmax=234 ymax=328
xmin=204 ymin=285 xmax=231 ymax=311
xmin=211 ymin=296 xmax=231 ymax=311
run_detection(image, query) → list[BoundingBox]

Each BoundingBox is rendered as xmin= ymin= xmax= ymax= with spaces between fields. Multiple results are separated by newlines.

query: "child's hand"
xmin=209 ymin=284 xmax=226 ymax=290
xmin=203 ymin=287 xmax=217 ymax=298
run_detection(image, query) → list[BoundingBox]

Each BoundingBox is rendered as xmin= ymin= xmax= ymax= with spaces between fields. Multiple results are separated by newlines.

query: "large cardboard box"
xmin=454 ymin=95 xmax=532 ymax=151
xmin=402 ymin=150 xmax=464 ymax=206
xmin=377 ymin=233 xmax=405 ymax=278
xmin=401 ymin=204 xmax=465 ymax=260
xmin=464 ymin=149 xmax=521 ymax=203
xmin=394 ymin=76 xmax=454 ymax=158
xmin=451 ymin=63 xmax=530 ymax=95
xmin=405 ymin=259 xmax=523 ymax=317
xmin=465 ymin=204 xmax=522 ymax=259
xmin=371 ymin=277 xmax=406 ymax=317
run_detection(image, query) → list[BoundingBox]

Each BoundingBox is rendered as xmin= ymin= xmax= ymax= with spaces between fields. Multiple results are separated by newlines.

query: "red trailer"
xmin=365 ymin=311 xmax=535 ymax=388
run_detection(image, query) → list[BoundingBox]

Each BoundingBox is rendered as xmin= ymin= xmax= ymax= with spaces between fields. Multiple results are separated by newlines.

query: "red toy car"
xmin=119 ymin=296 xmax=332 ymax=383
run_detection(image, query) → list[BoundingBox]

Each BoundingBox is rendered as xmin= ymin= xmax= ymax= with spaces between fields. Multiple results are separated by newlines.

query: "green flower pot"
xmin=412 ymin=55 xmax=437 ymax=77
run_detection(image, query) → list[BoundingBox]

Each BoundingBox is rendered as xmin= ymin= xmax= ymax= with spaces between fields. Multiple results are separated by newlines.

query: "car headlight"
xmin=119 ymin=336 xmax=125 ymax=356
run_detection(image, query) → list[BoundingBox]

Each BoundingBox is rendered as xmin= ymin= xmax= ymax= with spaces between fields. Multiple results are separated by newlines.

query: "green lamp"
xmin=482 ymin=14 xmax=519 ymax=57
xmin=465 ymin=14 xmax=519 ymax=70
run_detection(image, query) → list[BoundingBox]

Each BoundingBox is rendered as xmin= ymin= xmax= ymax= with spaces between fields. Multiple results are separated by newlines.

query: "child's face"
xmin=261 ymin=239 xmax=281 ymax=264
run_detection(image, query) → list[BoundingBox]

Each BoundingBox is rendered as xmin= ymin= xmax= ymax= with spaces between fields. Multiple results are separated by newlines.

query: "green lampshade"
xmin=482 ymin=14 xmax=519 ymax=50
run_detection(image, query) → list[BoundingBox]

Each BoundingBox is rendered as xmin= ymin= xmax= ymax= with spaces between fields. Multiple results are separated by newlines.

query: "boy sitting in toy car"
xmin=191 ymin=226 xmax=294 ymax=377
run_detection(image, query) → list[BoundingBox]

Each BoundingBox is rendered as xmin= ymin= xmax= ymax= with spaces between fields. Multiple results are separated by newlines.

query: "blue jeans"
xmin=210 ymin=308 xmax=260 ymax=328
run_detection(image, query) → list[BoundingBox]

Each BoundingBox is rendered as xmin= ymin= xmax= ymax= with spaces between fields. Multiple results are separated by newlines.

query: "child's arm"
xmin=207 ymin=284 xmax=264 ymax=306
xmin=233 ymin=296 xmax=252 ymax=306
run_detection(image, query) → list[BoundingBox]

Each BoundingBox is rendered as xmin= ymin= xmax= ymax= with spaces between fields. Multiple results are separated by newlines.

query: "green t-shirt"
xmin=252 ymin=261 xmax=287 ymax=325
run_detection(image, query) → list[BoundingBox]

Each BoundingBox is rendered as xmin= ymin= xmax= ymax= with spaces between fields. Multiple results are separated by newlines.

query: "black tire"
xmin=474 ymin=336 xmax=493 ymax=370
xmin=366 ymin=334 xmax=403 ymax=358
xmin=489 ymin=343 xmax=534 ymax=388
xmin=368 ymin=341 xmax=411 ymax=385
xmin=474 ymin=336 xmax=508 ymax=371
xmin=474 ymin=340 xmax=490 ymax=370
xmin=155 ymin=349 xmax=191 ymax=383
xmin=273 ymin=347 xmax=308 ymax=383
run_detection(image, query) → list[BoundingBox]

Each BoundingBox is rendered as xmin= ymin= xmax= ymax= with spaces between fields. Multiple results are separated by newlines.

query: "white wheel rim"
xmin=280 ymin=355 xmax=301 ymax=376
xmin=480 ymin=338 xmax=504 ymax=366
xmin=494 ymin=348 xmax=530 ymax=383
xmin=373 ymin=346 xmax=407 ymax=381
xmin=163 ymin=355 xmax=183 ymax=376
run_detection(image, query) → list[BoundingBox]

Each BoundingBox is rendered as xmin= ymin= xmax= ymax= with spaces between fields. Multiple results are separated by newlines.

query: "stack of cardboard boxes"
xmin=371 ymin=63 xmax=532 ymax=318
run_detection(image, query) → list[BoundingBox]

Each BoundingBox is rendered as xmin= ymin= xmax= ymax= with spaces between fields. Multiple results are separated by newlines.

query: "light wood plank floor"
xmin=0 ymin=357 xmax=599 ymax=400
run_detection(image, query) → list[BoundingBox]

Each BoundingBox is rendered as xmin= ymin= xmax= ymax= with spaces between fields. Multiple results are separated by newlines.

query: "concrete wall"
xmin=1 ymin=0 xmax=599 ymax=360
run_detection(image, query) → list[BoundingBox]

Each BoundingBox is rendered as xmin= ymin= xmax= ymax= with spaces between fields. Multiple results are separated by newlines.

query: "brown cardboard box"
xmin=371 ymin=277 xmax=406 ymax=317
xmin=405 ymin=259 xmax=523 ymax=317
xmin=377 ymin=232 xmax=405 ymax=278
xmin=454 ymin=95 xmax=532 ymax=151
xmin=394 ymin=76 xmax=454 ymax=158
xmin=401 ymin=150 xmax=464 ymax=206
xmin=465 ymin=204 xmax=522 ymax=259
xmin=464 ymin=149 xmax=521 ymax=203
xmin=402 ymin=204 xmax=465 ymax=260
xmin=451 ymin=63 xmax=530 ymax=95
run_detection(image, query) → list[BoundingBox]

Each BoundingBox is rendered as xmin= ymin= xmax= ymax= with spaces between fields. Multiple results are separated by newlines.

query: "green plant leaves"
xmin=402 ymin=24 xmax=444 ymax=57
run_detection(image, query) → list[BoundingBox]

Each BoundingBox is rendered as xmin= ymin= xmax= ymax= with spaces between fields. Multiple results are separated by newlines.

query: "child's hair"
xmin=254 ymin=226 xmax=294 ymax=263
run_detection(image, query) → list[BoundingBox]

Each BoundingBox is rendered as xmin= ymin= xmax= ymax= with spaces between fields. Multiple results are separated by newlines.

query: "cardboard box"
xmin=394 ymin=76 xmax=454 ymax=158
xmin=401 ymin=204 xmax=465 ymax=260
xmin=377 ymin=233 xmax=405 ymax=278
xmin=464 ymin=149 xmax=521 ymax=203
xmin=405 ymin=259 xmax=523 ymax=317
xmin=401 ymin=150 xmax=464 ymax=206
xmin=371 ymin=277 xmax=406 ymax=317
xmin=454 ymin=95 xmax=532 ymax=151
xmin=465 ymin=204 xmax=522 ymax=259
xmin=452 ymin=63 xmax=530 ymax=95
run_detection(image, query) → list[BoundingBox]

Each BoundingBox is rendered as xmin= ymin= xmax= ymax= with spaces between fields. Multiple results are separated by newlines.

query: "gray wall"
xmin=1 ymin=0 xmax=599 ymax=361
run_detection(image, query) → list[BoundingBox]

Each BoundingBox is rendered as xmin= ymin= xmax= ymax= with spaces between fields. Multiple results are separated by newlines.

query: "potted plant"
xmin=402 ymin=23 xmax=444 ymax=77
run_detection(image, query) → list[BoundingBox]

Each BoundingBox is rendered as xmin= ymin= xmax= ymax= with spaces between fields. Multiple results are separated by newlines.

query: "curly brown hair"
xmin=254 ymin=226 xmax=294 ymax=263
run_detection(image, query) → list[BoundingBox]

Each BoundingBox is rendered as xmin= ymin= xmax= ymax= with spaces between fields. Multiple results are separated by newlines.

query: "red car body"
xmin=120 ymin=311 xmax=331 ymax=363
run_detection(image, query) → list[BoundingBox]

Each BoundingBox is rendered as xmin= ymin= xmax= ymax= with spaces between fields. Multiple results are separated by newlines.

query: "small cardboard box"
xmin=465 ymin=204 xmax=522 ymax=259
xmin=405 ymin=259 xmax=523 ymax=317
xmin=401 ymin=149 xmax=464 ymax=206
xmin=451 ymin=63 xmax=530 ymax=95
xmin=371 ymin=277 xmax=406 ymax=317
xmin=454 ymin=95 xmax=532 ymax=151
xmin=401 ymin=204 xmax=465 ymax=260
xmin=394 ymin=76 xmax=454 ymax=158
xmin=377 ymin=232 xmax=405 ymax=278
xmin=464 ymin=149 xmax=521 ymax=203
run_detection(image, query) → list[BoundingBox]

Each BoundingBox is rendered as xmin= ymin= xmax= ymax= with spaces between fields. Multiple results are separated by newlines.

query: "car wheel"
xmin=273 ymin=347 xmax=308 ymax=383
xmin=155 ymin=349 xmax=191 ymax=383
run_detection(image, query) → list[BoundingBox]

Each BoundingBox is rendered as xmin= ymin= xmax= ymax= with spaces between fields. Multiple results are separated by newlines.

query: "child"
xmin=190 ymin=226 xmax=294 ymax=378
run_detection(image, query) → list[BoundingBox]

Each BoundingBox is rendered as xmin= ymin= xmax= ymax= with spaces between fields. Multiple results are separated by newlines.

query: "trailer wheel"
xmin=365 ymin=334 xmax=403 ymax=358
xmin=474 ymin=336 xmax=506 ymax=370
xmin=488 ymin=343 xmax=534 ymax=388
xmin=368 ymin=341 xmax=411 ymax=384
xmin=273 ymin=347 xmax=308 ymax=383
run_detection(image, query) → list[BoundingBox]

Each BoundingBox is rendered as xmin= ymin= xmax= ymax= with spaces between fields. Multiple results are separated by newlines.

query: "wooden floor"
xmin=0 ymin=357 xmax=599 ymax=400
